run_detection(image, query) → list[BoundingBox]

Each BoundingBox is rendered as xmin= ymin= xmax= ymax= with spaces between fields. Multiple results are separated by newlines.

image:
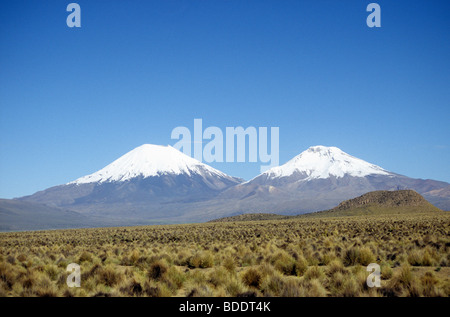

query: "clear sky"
xmin=1 ymin=0 xmax=449 ymax=199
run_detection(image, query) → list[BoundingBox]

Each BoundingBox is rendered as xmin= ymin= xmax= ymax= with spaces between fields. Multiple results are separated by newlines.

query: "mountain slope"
xmin=303 ymin=190 xmax=442 ymax=217
xmin=214 ymin=146 xmax=450 ymax=215
xmin=19 ymin=144 xmax=243 ymax=218
xmin=0 ymin=199 xmax=91 ymax=231
xmin=333 ymin=189 xmax=439 ymax=210
xmin=0 ymin=199 xmax=171 ymax=232
xmin=422 ymin=185 xmax=450 ymax=211
xmin=206 ymin=190 xmax=442 ymax=222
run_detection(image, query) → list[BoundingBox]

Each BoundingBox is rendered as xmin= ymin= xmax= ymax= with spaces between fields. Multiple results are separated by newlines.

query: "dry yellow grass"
xmin=0 ymin=212 xmax=449 ymax=297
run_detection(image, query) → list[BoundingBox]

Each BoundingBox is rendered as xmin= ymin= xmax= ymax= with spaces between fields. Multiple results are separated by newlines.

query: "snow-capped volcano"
xmin=263 ymin=145 xmax=393 ymax=181
xmin=20 ymin=144 xmax=242 ymax=218
xmin=221 ymin=145 xmax=449 ymax=215
xmin=70 ymin=144 xmax=231 ymax=184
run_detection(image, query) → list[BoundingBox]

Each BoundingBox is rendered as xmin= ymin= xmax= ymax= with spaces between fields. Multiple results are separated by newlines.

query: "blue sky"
xmin=1 ymin=0 xmax=449 ymax=198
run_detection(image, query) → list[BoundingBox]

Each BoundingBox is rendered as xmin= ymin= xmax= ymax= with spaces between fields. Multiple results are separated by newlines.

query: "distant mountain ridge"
xmin=9 ymin=144 xmax=449 ymax=231
xmin=213 ymin=146 xmax=450 ymax=214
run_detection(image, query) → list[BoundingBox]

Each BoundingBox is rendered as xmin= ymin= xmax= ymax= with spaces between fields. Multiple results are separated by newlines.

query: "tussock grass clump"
xmin=407 ymin=248 xmax=437 ymax=267
xmin=420 ymin=271 xmax=445 ymax=297
xmin=129 ymin=249 xmax=141 ymax=265
xmin=343 ymin=248 xmax=360 ymax=266
xmin=0 ymin=262 xmax=15 ymax=291
xmin=164 ymin=266 xmax=186 ymax=291
xmin=188 ymin=251 xmax=214 ymax=269
xmin=17 ymin=254 xmax=27 ymax=263
xmin=260 ymin=272 xmax=286 ymax=296
xmin=224 ymin=276 xmax=248 ymax=296
xmin=208 ymin=266 xmax=230 ymax=287
xmin=78 ymin=251 xmax=93 ymax=263
xmin=294 ymin=255 xmax=309 ymax=276
xmin=222 ymin=256 xmax=236 ymax=272
xmin=340 ymin=277 xmax=359 ymax=297
xmin=242 ymin=268 xmax=262 ymax=288
xmin=142 ymin=282 xmax=162 ymax=297
xmin=380 ymin=263 xmax=393 ymax=280
xmin=358 ymin=247 xmax=376 ymax=266
xmin=407 ymin=250 xmax=422 ymax=266
xmin=187 ymin=284 xmax=215 ymax=297
xmin=301 ymin=279 xmax=328 ymax=297
xmin=44 ymin=264 xmax=59 ymax=281
xmin=382 ymin=264 xmax=421 ymax=297
xmin=119 ymin=278 xmax=143 ymax=297
xmin=97 ymin=265 xmax=123 ymax=287
xmin=326 ymin=259 xmax=347 ymax=277
xmin=148 ymin=260 xmax=168 ymax=281
xmin=343 ymin=246 xmax=376 ymax=266
xmin=280 ymin=277 xmax=303 ymax=297
xmin=33 ymin=275 xmax=59 ymax=297
xmin=304 ymin=266 xmax=324 ymax=281
xmin=272 ymin=252 xmax=296 ymax=276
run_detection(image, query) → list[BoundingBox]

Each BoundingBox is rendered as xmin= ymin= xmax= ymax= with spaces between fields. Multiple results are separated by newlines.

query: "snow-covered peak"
xmin=69 ymin=144 xmax=230 ymax=184
xmin=262 ymin=145 xmax=392 ymax=181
